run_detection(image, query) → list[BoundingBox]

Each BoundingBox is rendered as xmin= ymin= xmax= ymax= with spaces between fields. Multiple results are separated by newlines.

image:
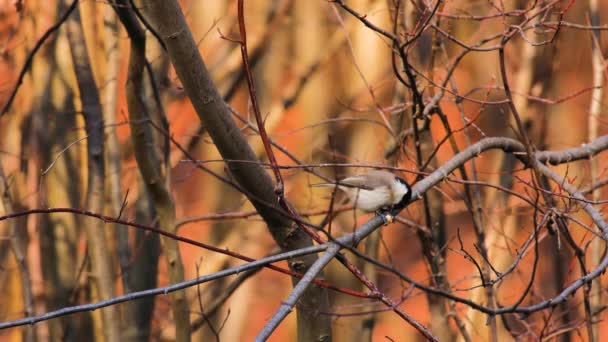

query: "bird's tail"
xmin=310 ymin=183 xmax=339 ymax=188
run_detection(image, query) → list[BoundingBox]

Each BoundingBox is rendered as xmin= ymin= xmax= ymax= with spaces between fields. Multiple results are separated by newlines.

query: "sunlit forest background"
xmin=1 ymin=0 xmax=608 ymax=341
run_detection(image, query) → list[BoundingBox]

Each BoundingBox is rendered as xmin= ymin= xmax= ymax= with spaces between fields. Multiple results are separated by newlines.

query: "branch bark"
xmin=112 ymin=2 xmax=191 ymax=340
xmin=139 ymin=1 xmax=331 ymax=340
xmin=66 ymin=3 xmax=120 ymax=341
xmin=588 ymin=0 xmax=604 ymax=339
xmin=0 ymin=162 xmax=35 ymax=342
xmin=3 ymin=134 xmax=608 ymax=335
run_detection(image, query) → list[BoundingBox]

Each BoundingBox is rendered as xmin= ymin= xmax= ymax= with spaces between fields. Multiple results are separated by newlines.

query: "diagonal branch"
xmin=0 ymin=0 xmax=79 ymax=117
xmin=2 ymin=134 xmax=608 ymax=335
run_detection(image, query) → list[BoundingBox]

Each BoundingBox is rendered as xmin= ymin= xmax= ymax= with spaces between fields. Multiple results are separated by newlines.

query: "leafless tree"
xmin=0 ymin=0 xmax=607 ymax=341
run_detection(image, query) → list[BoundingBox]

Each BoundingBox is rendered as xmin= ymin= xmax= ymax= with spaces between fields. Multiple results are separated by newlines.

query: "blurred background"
xmin=0 ymin=0 xmax=607 ymax=341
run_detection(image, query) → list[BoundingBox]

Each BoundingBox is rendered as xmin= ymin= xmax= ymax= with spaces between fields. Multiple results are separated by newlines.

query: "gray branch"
xmin=257 ymin=134 xmax=608 ymax=337
xmin=0 ymin=243 xmax=328 ymax=330
xmin=255 ymin=243 xmax=342 ymax=342
xmin=412 ymin=135 xmax=608 ymax=198
xmin=2 ymin=135 xmax=608 ymax=335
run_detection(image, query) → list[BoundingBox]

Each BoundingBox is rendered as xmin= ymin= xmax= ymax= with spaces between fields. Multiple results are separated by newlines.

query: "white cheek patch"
xmin=392 ymin=181 xmax=409 ymax=204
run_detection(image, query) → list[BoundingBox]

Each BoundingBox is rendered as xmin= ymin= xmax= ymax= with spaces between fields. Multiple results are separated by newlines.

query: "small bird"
xmin=313 ymin=170 xmax=411 ymax=224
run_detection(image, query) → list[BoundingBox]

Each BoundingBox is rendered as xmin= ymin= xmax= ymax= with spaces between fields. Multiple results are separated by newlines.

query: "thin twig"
xmin=1 ymin=0 xmax=79 ymax=116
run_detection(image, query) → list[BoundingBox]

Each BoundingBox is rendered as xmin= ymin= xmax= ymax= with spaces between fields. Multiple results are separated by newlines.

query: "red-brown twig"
xmin=236 ymin=0 xmax=284 ymax=193
xmin=0 ymin=207 xmax=367 ymax=298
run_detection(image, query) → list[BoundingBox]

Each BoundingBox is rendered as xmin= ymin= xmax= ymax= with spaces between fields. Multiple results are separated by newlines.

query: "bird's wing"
xmin=313 ymin=170 xmax=396 ymax=190
xmin=335 ymin=175 xmax=375 ymax=190
xmin=340 ymin=170 xmax=396 ymax=190
xmin=311 ymin=176 xmax=374 ymax=191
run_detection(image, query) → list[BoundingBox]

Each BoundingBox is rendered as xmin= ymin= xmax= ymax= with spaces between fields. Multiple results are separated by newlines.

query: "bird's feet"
xmin=375 ymin=209 xmax=394 ymax=225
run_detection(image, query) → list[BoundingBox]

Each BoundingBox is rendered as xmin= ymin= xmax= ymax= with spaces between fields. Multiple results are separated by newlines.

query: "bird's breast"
xmin=348 ymin=187 xmax=392 ymax=212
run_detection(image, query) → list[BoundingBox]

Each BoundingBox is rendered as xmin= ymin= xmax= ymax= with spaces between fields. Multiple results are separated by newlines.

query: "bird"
xmin=313 ymin=170 xmax=412 ymax=224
